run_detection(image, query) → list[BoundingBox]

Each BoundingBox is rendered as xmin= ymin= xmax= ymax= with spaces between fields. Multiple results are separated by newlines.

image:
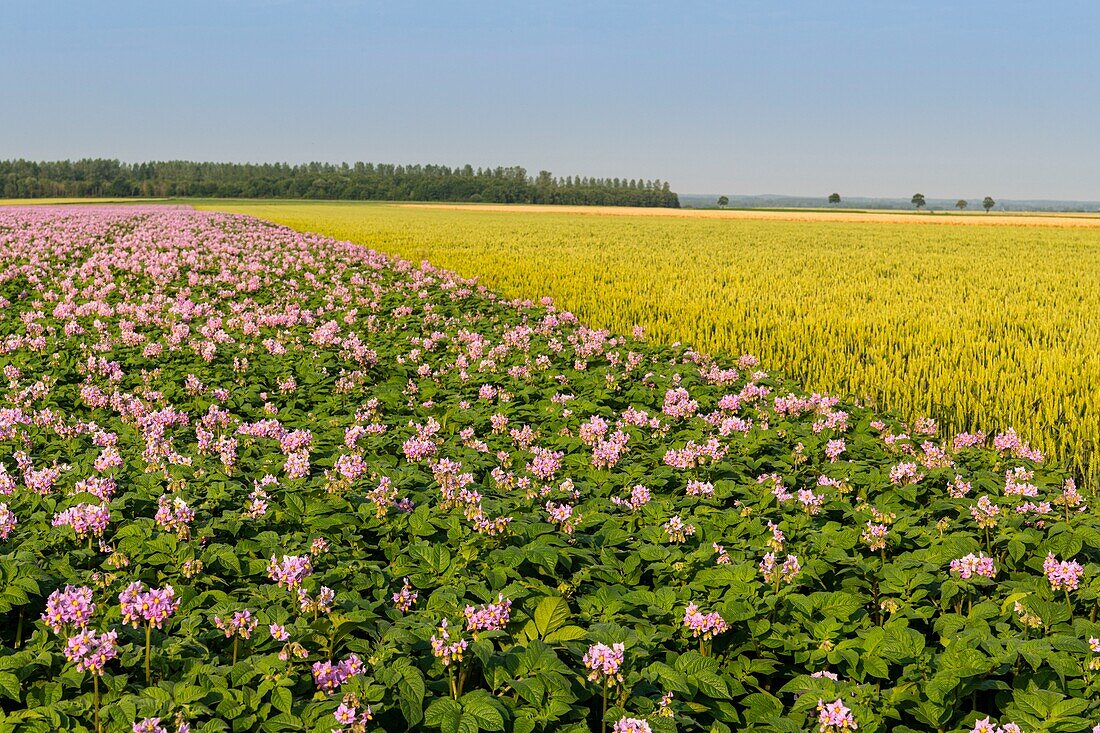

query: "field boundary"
xmin=397 ymin=202 xmax=1100 ymax=227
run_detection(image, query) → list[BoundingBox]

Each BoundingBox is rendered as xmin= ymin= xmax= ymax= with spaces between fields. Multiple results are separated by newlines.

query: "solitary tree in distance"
xmin=717 ymin=195 xmax=729 ymax=208
xmin=829 ymin=193 xmax=841 ymax=205
xmin=912 ymin=193 xmax=926 ymax=210
xmin=983 ymin=196 xmax=996 ymax=212
xmin=956 ymin=199 xmax=967 ymax=210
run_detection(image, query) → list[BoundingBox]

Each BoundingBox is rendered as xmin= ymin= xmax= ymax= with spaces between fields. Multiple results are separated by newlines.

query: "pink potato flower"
xmin=119 ymin=582 xmax=179 ymax=629
xmin=64 ymin=629 xmax=118 ymax=675
xmin=1043 ymin=553 xmax=1085 ymax=592
xmin=42 ymin=585 xmax=96 ymax=633
xmin=582 ymin=642 xmax=625 ymax=683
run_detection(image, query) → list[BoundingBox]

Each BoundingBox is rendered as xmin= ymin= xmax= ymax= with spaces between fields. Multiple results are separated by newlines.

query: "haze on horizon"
xmin=3 ymin=0 xmax=1098 ymax=201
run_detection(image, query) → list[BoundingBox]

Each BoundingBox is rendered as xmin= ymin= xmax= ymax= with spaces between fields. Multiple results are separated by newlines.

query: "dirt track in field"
xmin=398 ymin=203 xmax=1100 ymax=228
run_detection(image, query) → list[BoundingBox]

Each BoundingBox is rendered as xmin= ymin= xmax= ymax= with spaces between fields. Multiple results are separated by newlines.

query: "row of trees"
xmin=828 ymin=193 xmax=996 ymax=211
xmin=952 ymin=197 xmax=996 ymax=211
xmin=0 ymin=159 xmax=680 ymax=207
xmin=910 ymin=193 xmax=996 ymax=212
xmin=715 ymin=193 xmax=998 ymax=212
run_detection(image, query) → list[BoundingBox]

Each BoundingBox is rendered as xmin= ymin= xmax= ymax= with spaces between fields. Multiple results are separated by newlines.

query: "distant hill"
xmin=682 ymin=193 xmax=1100 ymax=213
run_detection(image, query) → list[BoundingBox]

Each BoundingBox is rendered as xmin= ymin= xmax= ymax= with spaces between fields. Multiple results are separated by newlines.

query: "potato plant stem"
xmin=93 ymin=673 xmax=101 ymax=733
xmin=601 ymin=679 xmax=609 ymax=733
xmin=145 ymin=623 xmax=152 ymax=685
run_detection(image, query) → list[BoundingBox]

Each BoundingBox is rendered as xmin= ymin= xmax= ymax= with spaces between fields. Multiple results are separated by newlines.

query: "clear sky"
xmin=3 ymin=1 xmax=1098 ymax=200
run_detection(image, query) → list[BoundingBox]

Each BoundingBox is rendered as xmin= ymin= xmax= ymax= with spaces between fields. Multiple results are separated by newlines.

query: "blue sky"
xmin=3 ymin=1 xmax=1098 ymax=199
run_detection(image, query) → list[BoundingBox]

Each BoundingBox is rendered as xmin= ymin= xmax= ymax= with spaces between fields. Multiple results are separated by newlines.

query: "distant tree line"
xmin=912 ymin=193 xmax=995 ymax=212
xmin=0 ymin=159 xmax=680 ymax=208
xmin=826 ymin=193 xmax=996 ymax=212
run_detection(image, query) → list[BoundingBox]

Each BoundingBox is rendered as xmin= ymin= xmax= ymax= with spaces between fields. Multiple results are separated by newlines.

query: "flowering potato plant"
xmin=0 ymin=207 xmax=1098 ymax=733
